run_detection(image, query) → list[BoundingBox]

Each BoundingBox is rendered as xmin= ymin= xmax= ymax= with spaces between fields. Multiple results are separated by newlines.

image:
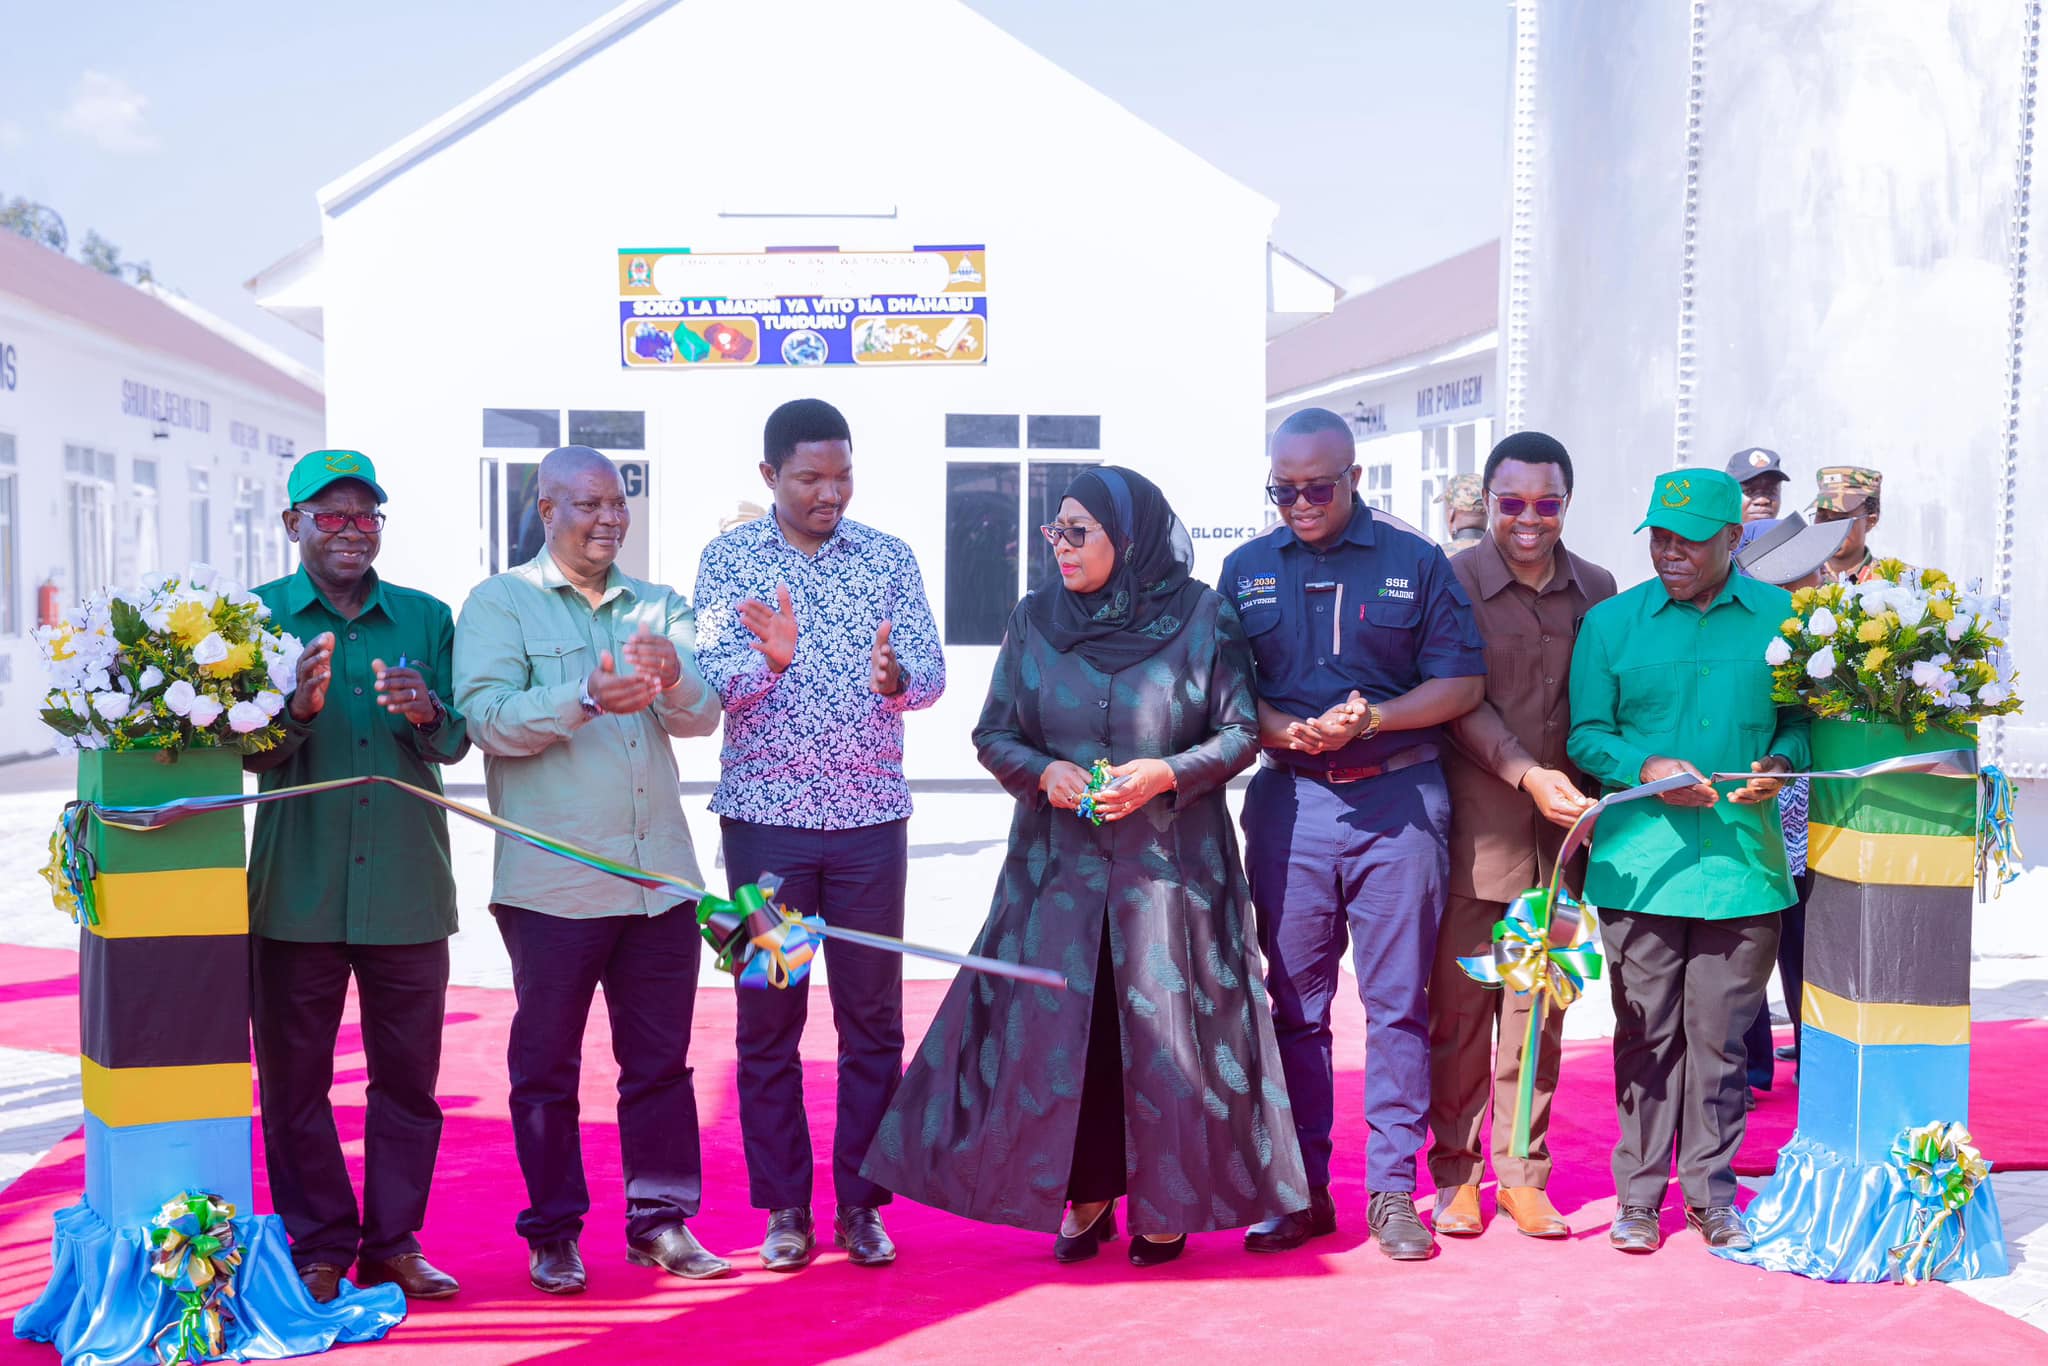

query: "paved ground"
xmin=0 ymin=762 xmax=2042 ymax=1330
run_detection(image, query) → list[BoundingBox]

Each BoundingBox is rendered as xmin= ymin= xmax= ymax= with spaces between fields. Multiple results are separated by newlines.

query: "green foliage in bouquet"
xmin=1765 ymin=559 xmax=2021 ymax=733
xmin=33 ymin=564 xmax=305 ymax=757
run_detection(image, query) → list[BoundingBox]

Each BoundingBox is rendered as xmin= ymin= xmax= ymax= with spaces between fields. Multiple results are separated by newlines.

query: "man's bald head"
xmin=537 ymin=445 xmax=630 ymax=583
xmin=538 ymin=444 xmax=618 ymax=502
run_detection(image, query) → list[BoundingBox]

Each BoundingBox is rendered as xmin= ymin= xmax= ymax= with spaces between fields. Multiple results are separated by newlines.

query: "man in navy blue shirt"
xmin=1227 ymin=407 xmax=1486 ymax=1261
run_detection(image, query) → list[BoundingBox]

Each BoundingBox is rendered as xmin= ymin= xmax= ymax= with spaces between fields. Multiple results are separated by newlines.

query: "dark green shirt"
xmin=1567 ymin=570 xmax=1811 ymax=920
xmin=247 ymin=568 xmax=471 ymax=943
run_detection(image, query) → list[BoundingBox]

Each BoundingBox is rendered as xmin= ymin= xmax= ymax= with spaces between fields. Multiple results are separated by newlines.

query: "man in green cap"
xmin=1566 ymin=466 xmax=1808 ymax=1256
xmin=247 ymin=450 xmax=470 ymax=1304
xmin=1812 ymin=465 xmax=1884 ymax=582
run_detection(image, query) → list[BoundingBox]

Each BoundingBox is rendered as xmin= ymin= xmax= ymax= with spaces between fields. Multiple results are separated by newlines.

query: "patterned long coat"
xmin=861 ymin=589 xmax=1309 ymax=1235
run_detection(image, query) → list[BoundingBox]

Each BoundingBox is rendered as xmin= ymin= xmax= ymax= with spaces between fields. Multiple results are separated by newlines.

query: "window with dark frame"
xmin=944 ymin=462 xmax=1020 ymax=646
xmin=568 ymin=410 xmax=646 ymax=450
xmin=1026 ymin=415 xmax=1101 ymax=450
xmin=483 ymin=409 xmax=561 ymax=448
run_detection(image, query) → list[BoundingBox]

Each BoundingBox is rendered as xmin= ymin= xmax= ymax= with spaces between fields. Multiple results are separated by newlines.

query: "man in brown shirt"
xmin=1428 ymin=431 xmax=1617 ymax=1240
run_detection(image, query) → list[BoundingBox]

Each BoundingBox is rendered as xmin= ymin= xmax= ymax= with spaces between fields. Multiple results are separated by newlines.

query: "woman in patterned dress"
xmin=861 ymin=467 xmax=1307 ymax=1266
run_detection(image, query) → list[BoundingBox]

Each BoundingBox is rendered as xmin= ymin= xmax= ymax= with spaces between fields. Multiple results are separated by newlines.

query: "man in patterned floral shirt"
xmin=693 ymin=398 xmax=945 ymax=1273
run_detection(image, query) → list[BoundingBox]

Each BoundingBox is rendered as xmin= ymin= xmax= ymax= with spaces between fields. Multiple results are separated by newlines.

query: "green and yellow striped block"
xmin=1805 ymin=721 xmax=1977 ymax=888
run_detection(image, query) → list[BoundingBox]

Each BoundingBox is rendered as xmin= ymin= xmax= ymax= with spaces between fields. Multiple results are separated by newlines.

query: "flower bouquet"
xmin=1765 ymin=559 xmax=2022 ymax=729
xmin=34 ymin=564 xmax=304 ymax=757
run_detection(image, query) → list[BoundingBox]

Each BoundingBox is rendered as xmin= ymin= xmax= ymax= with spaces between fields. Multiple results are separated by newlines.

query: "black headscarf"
xmin=1023 ymin=466 xmax=1207 ymax=673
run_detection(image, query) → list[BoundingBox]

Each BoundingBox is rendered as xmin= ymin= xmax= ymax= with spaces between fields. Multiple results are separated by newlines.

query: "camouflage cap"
xmin=1814 ymin=465 xmax=1881 ymax=514
xmin=1437 ymin=474 xmax=1484 ymax=512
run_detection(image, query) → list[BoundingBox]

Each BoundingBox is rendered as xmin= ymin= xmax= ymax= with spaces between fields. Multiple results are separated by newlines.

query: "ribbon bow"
xmin=695 ymin=877 xmax=823 ymax=989
xmin=146 ymin=1191 xmax=242 ymax=1364
xmin=1457 ymin=887 xmax=1603 ymax=1158
xmin=1075 ymin=758 xmax=1116 ymax=826
xmin=1887 ymin=1121 xmax=1991 ymax=1286
xmin=1976 ymin=766 xmax=2023 ymax=898
xmin=40 ymin=801 xmax=98 ymax=927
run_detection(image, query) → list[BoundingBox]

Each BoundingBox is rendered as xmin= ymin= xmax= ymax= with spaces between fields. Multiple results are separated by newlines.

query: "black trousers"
xmin=724 ymin=817 xmax=908 ymax=1210
xmin=493 ymin=903 xmax=704 ymax=1243
xmin=1603 ymin=907 xmax=1779 ymax=1209
xmin=1744 ymin=871 xmax=1814 ymax=1088
xmin=1066 ymin=927 xmax=1126 ymax=1204
xmin=251 ymin=936 xmax=449 ymax=1270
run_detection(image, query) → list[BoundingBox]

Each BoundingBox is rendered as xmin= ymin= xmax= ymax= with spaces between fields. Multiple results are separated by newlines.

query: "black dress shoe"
xmin=1054 ymin=1200 xmax=1119 ymax=1263
xmin=761 ymin=1208 xmax=815 ymax=1272
xmin=1774 ymin=1043 xmax=1800 ymax=1062
xmin=1366 ymin=1191 xmax=1435 ymax=1261
xmin=1687 ymin=1205 xmax=1753 ymax=1250
xmin=528 ymin=1239 xmax=586 ymax=1294
xmin=834 ymin=1205 xmax=896 ymax=1267
xmin=297 ymin=1263 xmax=344 ymax=1304
xmin=627 ymin=1224 xmax=734 ymax=1280
xmin=1243 ymin=1186 xmax=1336 ymax=1253
xmin=1128 ymin=1234 xmax=1187 ymax=1267
xmin=357 ymin=1251 xmax=460 ymax=1300
xmin=1609 ymin=1205 xmax=1662 ymax=1254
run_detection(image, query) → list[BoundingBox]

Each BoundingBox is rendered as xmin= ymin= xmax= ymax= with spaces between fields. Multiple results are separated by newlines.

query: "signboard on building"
xmin=616 ymin=245 xmax=988 ymax=369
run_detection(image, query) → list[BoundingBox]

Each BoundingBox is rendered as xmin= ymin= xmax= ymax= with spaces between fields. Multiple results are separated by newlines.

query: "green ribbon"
xmin=1886 ymin=1121 xmax=1991 ymax=1286
xmin=146 ymin=1190 xmax=241 ymax=1364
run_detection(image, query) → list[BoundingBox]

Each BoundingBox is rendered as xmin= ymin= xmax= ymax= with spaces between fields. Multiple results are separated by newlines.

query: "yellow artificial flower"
xmin=168 ymin=600 xmax=214 ymax=647
xmin=1857 ymin=618 xmax=1888 ymax=643
xmin=1921 ymin=568 xmax=1952 ymax=591
xmin=1781 ymin=617 xmax=1803 ymax=637
xmin=1790 ymin=587 xmax=1817 ymax=612
xmin=1863 ymin=645 xmax=1891 ymax=673
xmin=199 ymin=639 xmax=258 ymax=679
xmin=1928 ymin=597 xmax=1955 ymax=622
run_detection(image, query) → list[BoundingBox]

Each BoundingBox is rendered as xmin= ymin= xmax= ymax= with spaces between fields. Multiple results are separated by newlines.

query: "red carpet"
xmin=0 ymin=945 xmax=2042 ymax=1364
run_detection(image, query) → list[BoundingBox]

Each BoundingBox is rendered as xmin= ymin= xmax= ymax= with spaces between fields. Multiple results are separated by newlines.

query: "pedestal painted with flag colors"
xmin=15 ymin=750 xmax=404 ymax=1363
xmin=1720 ymin=721 xmax=2007 ymax=1283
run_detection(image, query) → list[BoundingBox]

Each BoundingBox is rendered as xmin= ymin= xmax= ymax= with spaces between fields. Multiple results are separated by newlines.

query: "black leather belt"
xmin=1264 ymin=744 xmax=1439 ymax=785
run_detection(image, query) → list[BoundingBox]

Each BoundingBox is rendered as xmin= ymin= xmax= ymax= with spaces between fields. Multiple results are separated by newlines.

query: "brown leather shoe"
xmin=1497 ymin=1186 xmax=1570 ymax=1239
xmin=297 ymin=1263 xmax=344 ymax=1304
xmin=357 ymin=1251 xmax=461 ymax=1299
xmin=1432 ymin=1184 xmax=1483 ymax=1237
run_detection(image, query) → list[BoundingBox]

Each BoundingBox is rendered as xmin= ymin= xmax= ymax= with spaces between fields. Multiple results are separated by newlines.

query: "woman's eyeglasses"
xmin=1041 ymin=523 xmax=1100 ymax=548
xmin=1264 ymin=479 xmax=1343 ymax=508
xmin=1490 ymin=493 xmax=1567 ymax=519
xmin=303 ymin=511 xmax=387 ymax=534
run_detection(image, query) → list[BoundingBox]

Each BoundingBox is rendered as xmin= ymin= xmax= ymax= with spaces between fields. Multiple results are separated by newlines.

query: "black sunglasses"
xmin=1264 ymin=478 xmax=1346 ymax=508
xmin=1041 ymin=523 xmax=1102 ymax=548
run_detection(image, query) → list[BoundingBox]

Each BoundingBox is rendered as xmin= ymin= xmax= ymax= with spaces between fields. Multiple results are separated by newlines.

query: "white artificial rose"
xmin=1806 ymin=644 xmax=1837 ymax=679
xmin=1981 ymin=682 xmax=2010 ymax=706
xmin=187 ymin=694 xmax=225 ymax=727
xmin=1909 ymin=660 xmax=1943 ymax=689
xmin=141 ymin=570 xmax=173 ymax=593
xmin=142 ymin=604 xmax=172 ymax=632
xmin=1764 ymin=637 xmax=1793 ymax=666
xmin=91 ymin=692 xmax=130 ymax=722
xmin=267 ymin=655 xmax=297 ymax=694
xmin=1946 ymin=617 xmax=1968 ymax=643
xmin=1893 ymin=593 xmax=1927 ymax=628
xmin=64 ymin=690 xmax=92 ymax=718
xmin=226 ymin=700 xmax=269 ymax=734
xmin=77 ymin=730 xmax=109 ymax=751
xmin=185 ymin=563 xmax=217 ymax=590
xmin=1808 ymin=607 xmax=1838 ymax=638
xmin=255 ymin=689 xmax=286 ymax=718
xmin=137 ymin=666 xmax=164 ymax=692
xmin=163 ymin=679 xmax=198 ymax=717
xmin=191 ymin=633 xmax=230 ymax=667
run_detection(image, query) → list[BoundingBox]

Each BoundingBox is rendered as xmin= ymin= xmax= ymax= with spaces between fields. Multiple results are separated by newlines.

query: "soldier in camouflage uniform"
xmin=1812 ymin=466 xmax=1883 ymax=583
xmin=1438 ymin=473 xmax=1486 ymax=552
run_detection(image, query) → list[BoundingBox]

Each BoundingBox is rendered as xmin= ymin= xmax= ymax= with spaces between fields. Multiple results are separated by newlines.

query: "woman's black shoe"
xmin=1127 ymin=1233 xmax=1187 ymax=1267
xmin=1053 ymin=1201 xmax=1118 ymax=1263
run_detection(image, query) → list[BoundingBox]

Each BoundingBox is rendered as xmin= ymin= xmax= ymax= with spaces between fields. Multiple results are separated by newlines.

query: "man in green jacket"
xmin=248 ymin=450 xmax=469 ymax=1304
xmin=1567 ymin=468 xmax=1807 ymax=1256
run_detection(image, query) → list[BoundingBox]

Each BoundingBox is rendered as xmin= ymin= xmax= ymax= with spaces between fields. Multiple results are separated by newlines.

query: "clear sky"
xmin=0 ymin=0 xmax=1508 ymax=368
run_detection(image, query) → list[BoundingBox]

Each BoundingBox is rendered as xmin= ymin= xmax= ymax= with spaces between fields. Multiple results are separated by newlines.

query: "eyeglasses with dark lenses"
xmin=305 ymin=511 xmax=386 ymax=534
xmin=1491 ymin=494 xmax=1567 ymax=518
xmin=1264 ymin=480 xmax=1342 ymax=508
xmin=1041 ymin=523 xmax=1099 ymax=548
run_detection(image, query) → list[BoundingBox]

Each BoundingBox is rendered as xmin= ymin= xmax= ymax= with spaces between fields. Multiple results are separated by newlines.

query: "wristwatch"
xmin=1360 ymin=702 xmax=1384 ymax=741
xmin=411 ymin=689 xmax=448 ymax=732
xmin=578 ymin=678 xmax=604 ymax=718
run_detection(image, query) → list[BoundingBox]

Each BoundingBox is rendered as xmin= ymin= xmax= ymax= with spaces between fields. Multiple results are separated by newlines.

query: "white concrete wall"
xmin=318 ymin=0 xmax=1275 ymax=780
xmin=0 ymin=296 xmax=322 ymax=759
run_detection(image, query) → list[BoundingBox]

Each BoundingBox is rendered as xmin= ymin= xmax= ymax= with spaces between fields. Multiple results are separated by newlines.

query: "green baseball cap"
xmin=288 ymin=449 xmax=389 ymax=505
xmin=1635 ymin=468 xmax=1742 ymax=541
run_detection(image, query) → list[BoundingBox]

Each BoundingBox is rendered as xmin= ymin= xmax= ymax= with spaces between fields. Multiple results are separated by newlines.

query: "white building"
xmin=0 ymin=232 xmax=324 ymax=759
xmin=1266 ymin=242 xmax=1499 ymax=537
xmin=251 ymin=0 xmax=1332 ymax=780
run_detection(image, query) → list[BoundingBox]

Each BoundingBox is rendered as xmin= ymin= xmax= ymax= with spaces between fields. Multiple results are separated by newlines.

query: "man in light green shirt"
xmin=1568 ymin=467 xmax=1805 ymax=1258
xmin=455 ymin=445 xmax=726 ymax=1294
